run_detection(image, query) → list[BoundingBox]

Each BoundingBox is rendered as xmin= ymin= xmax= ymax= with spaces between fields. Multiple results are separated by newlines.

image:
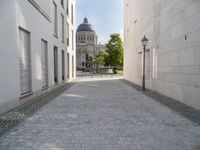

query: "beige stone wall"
xmin=76 ymin=44 xmax=106 ymax=68
xmin=124 ymin=0 xmax=200 ymax=110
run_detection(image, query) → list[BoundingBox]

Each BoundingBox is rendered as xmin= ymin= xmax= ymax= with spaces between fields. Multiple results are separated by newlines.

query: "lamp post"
xmin=141 ymin=35 xmax=148 ymax=91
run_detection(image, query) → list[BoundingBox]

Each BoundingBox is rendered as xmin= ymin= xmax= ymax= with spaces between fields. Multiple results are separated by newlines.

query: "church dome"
xmin=77 ymin=17 xmax=95 ymax=32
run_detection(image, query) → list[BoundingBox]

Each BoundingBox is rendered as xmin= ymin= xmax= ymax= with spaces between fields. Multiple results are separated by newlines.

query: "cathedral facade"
xmin=76 ymin=17 xmax=105 ymax=70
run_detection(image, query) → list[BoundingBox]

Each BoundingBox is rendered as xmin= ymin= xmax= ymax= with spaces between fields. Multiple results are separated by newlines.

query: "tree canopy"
xmin=105 ymin=33 xmax=123 ymax=73
xmin=93 ymin=51 xmax=107 ymax=67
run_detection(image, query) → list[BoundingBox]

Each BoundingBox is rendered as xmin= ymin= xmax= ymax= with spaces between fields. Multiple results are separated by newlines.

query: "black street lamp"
xmin=141 ymin=35 xmax=148 ymax=91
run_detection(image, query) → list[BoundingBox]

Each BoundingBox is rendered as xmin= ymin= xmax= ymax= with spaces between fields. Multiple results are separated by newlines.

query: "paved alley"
xmin=0 ymin=78 xmax=200 ymax=150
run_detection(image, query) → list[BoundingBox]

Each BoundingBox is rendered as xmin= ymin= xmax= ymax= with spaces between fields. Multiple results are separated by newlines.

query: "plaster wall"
xmin=0 ymin=0 xmax=76 ymax=115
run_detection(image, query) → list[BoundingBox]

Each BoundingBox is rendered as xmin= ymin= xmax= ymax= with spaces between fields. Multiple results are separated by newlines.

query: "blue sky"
xmin=76 ymin=0 xmax=123 ymax=44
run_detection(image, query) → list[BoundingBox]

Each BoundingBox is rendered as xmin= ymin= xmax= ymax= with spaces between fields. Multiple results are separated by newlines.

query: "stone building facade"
xmin=0 ymin=0 xmax=76 ymax=115
xmin=76 ymin=17 xmax=106 ymax=69
xmin=124 ymin=0 xmax=200 ymax=110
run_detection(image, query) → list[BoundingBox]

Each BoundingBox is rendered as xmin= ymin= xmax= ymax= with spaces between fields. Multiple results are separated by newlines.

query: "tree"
xmin=105 ymin=33 xmax=123 ymax=74
xmin=93 ymin=51 xmax=107 ymax=71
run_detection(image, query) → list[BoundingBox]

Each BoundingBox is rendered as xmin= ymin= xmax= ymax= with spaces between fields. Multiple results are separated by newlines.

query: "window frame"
xmin=53 ymin=1 xmax=58 ymax=37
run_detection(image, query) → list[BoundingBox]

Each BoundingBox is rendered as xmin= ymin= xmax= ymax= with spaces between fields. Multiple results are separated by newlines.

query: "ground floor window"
xmin=72 ymin=55 xmax=74 ymax=77
xmin=18 ymin=27 xmax=31 ymax=95
xmin=54 ymin=46 xmax=58 ymax=83
xmin=41 ymin=39 xmax=48 ymax=87
xmin=67 ymin=53 xmax=70 ymax=78
xmin=62 ymin=50 xmax=65 ymax=81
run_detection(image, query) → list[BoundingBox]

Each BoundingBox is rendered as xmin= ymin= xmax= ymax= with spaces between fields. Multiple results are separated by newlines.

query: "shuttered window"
xmin=54 ymin=46 xmax=58 ymax=83
xmin=62 ymin=50 xmax=65 ymax=81
xmin=66 ymin=0 xmax=69 ymax=15
xmin=41 ymin=39 xmax=48 ymax=87
xmin=18 ymin=28 xmax=31 ymax=95
xmin=71 ymin=4 xmax=74 ymax=24
xmin=61 ymin=14 xmax=64 ymax=43
xmin=72 ymin=55 xmax=74 ymax=78
xmin=67 ymin=53 xmax=70 ymax=78
xmin=72 ymin=30 xmax=74 ymax=50
xmin=61 ymin=0 xmax=64 ymax=8
xmin=66 ymin=23 xmax=69 ymax=46
xmin=53 ymin=1 xmax=58 ymax=36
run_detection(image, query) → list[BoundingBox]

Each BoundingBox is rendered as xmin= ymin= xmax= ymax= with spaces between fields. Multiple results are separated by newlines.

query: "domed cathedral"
xmin=76 ymin=17 xmax=105 ymax=70
xmin=76 ymin=17 xmax=98 ymax=45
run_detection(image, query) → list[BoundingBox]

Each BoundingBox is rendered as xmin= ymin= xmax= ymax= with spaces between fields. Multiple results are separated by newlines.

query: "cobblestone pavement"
xmin=0 ymin=78 xmax=200 ymax=150
xmin=0 ymin=83 xmax=75 ymax=136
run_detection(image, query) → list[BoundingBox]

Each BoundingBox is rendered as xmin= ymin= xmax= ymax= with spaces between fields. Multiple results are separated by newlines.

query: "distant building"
xmin=76 ymin=17 xmax=106 ymax=70
xmin=0 ymin=0 xmax=76 ymax=115
xmin=124 ymin=0 xmax=200 ymax=110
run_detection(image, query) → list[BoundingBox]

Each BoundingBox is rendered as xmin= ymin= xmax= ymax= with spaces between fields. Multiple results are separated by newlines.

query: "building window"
xmin=72 ymin=55 xmax=74 ymax=77
xmin=66 ymin=23 xmax=69 ymax=46
xmin=18 ymin=27 xmax=31 ymax=95
xmin=67 ymin=53 xmax=70 ymax=78
xmin=41 ymin=39 xmax=48 ymax=88
xmin=54 ymin=46 xmax=58 ymax=83
xmin=61 ymin=0 xmax=64 ymax=8
xmin=71 ymin=4 xmax=74 ymax=24
xmin=61 ymin=14 xmax=64 ymax=43
xmin=53 ymin=1 xmax=58 ymax=37
xmin=66 ymin=0 xmax=69 ymax=15
xmin=72 ymin=30 xmax=74 ymax=50
xmin=62 ymin=50 xmax=65 ymax=81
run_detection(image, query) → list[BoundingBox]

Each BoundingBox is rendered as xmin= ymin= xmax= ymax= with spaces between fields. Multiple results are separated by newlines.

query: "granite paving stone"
xmin=0 ymin=78 xmax=200 ymax=150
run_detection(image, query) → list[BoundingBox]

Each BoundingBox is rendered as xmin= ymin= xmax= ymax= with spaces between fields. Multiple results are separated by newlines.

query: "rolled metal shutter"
xmin=41 ymin=40 xmax=48 ymax=87
xmin=19 ymin=28 xmax=31 ymax=95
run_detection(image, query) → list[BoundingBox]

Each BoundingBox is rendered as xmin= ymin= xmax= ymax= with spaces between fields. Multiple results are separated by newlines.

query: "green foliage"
xmin=93 ymin=51 xmax=107 ymax=67
xmin=105 ymin=33 xmax=124 ymax=73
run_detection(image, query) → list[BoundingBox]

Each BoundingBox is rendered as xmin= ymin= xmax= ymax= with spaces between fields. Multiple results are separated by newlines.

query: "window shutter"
xmin=19 ymin=28 xmax=31 ymax=95
xmin=41 ymin=40 xmax=48 ymax=87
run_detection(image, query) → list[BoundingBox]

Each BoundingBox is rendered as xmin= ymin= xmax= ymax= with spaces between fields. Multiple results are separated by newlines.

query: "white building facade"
xmin=0 ymin=0 xmax=76 ymax=115
xmin=124 ymin=0 xmax=200 ymax=110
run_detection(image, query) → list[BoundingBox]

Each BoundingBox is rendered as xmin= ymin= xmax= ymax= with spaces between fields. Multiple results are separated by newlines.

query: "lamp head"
xmin=141 ymin=35 xmax=148 ymax=47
